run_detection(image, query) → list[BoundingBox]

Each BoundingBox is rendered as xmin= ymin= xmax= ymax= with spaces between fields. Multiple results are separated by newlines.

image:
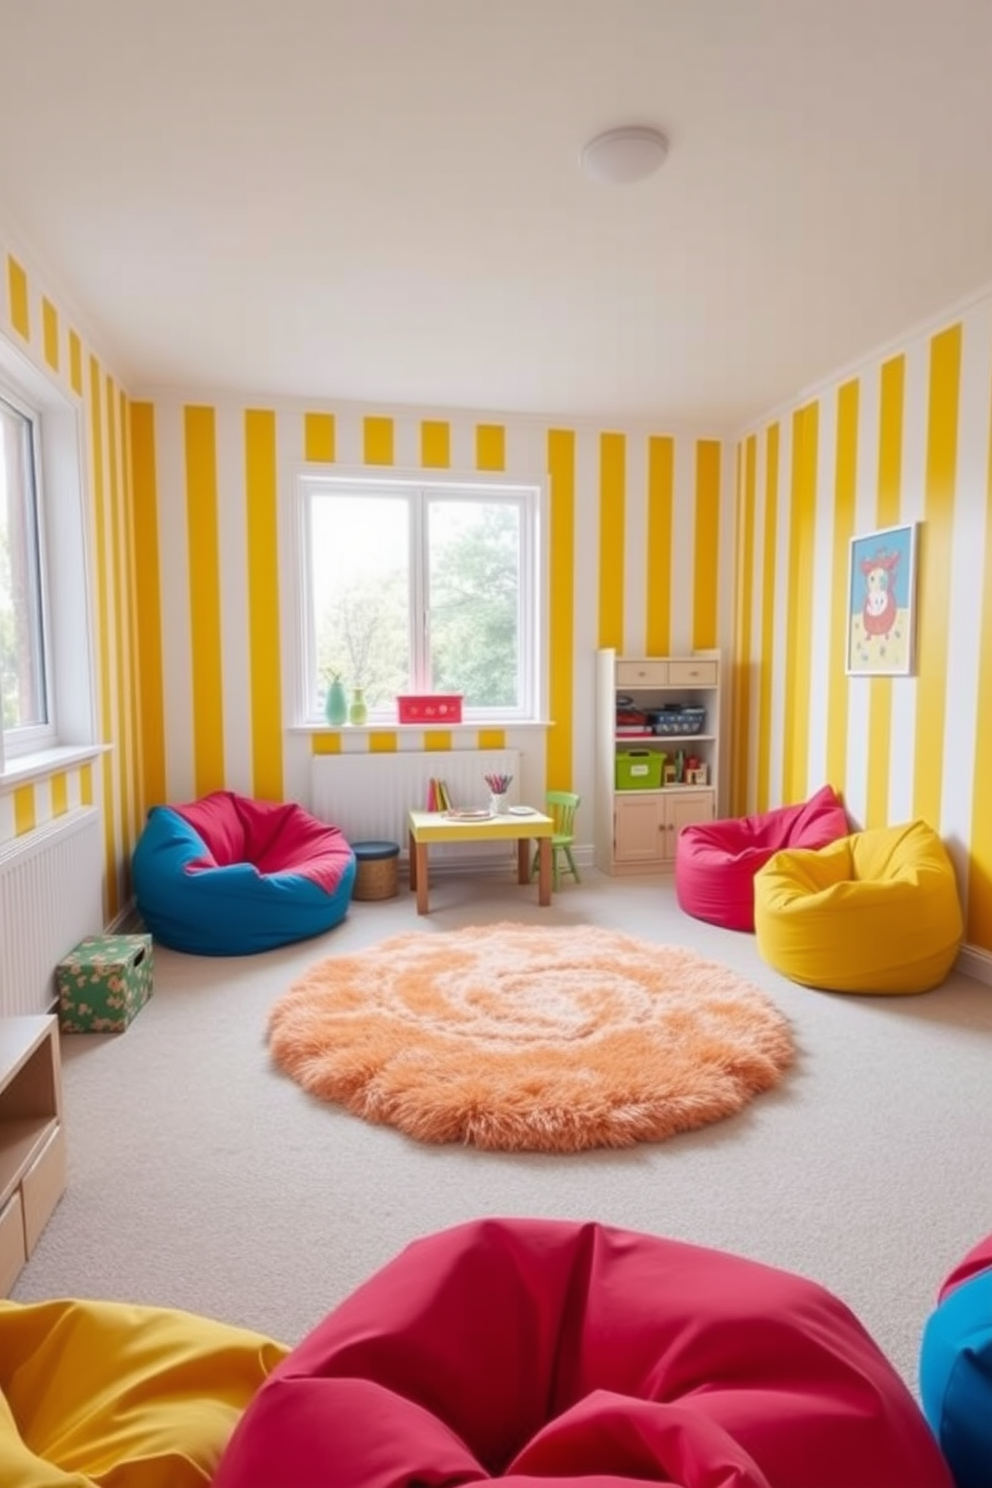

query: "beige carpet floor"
xmin=13 ymin=864 xmax=992 ymax=1397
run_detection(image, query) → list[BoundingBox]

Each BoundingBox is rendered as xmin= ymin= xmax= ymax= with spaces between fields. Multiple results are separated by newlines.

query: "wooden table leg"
xmin=415 ymin=841 xmax=430 ymax=915
xmin=408 ymin=828 xmax=417 ymax=893
xmin=517 ymin=837 xmax=530 ymax=884
xmin=537 ymin=838 xmax=552 ymax=906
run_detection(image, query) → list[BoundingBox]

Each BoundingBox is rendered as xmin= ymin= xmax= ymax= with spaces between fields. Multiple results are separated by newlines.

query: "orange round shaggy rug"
xmin=268 ymin=923 xmax=795 ymax=1152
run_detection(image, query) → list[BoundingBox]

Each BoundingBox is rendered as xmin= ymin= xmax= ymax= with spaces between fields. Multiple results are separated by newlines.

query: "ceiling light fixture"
xmin=580 ymin=125 xmax=669 ymax=185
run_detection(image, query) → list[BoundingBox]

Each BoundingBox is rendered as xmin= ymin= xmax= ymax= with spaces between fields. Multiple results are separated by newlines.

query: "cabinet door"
xmin=666 ymin=790 xmax=715 ymax=861
xmin=614 ymin=795 xmax=666 ymax=863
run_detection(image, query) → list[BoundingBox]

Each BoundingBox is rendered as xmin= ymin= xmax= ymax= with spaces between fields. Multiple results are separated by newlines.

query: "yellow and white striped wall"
xmin=731 ymin=290 xmax=992 ymax=960
xmin=1 ymin=234 xmax=141 ymax=926
xmin=130 ymin=396 xmax=732 ymax=828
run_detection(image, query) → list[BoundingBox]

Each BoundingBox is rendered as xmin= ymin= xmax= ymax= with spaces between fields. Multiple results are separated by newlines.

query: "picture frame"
xmin=845 ymin=522 xmax=918 ymax=676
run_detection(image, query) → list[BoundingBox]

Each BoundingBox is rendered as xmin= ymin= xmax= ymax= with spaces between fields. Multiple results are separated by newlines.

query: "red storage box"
xmin=397 ymin=694 xmax=463 ymax=724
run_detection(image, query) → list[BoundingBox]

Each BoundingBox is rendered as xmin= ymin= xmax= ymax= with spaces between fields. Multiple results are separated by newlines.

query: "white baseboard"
xmin=955 ymin=943 xmax=992 ymax=987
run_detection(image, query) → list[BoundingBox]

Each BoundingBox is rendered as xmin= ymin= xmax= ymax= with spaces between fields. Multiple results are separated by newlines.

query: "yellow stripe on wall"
xmin=645 ymin=435 xmax=673 ymax=655
xmin=90 ymin=357 xmax=118 ymax=919
xmin=369 ymin=732 xmax=398 ymax=753
xmin=69 ymin=330 xmax=83 ymax=396
xmin=826 ymin=379 xmax=860 ymax=801
xmin=692 ymin=439 xmax=721 ymax=650
xmin=547 ymin=429 xmax=576 ymax=789
xmin=914 ymin=325 xmax=961 ymax=828
xmin=421 ymin=420 xmax=450 ymax=468
xmin=42 ymin=298 xmax=59 ymax=372
xmin=130 ymin=403 xmax=167 ymax=808
xmin=13 ymin=785 xmax=35 ymax=836
xmin=80 ymin=762 xmax=94 ymax=805
xmin=106 ymin=375 xmax=132 ymax=862
xmin=6 ymin=255 xmax=29 ymax=339
xmin=476 ymin=424 xmax=505 ymax=471
xmin=51 ymin=772 xmax=69 ymax=817
xmin=968 ymin=367 xmax=992 ymax=946
xmin=120 ymin=388 xmax=144 ymax=865
xmin=245 ymin=410 xmax=283 ymax=800
xmin=363 ymin=416 xmax=394 ymax=465
xmin=598 ymin=433 xmax=625 ymax=651
xmin=185 ymin=406 xmax=226 ymax=797
xmin=865 ymin=357 xmax=905 ymax=827
xmin=782 ymin=405 xmax=818 ymax=803
xmin=733 ymin=436 xmax=756 ymax=813
xmin=478 ymin=729 xmax=506 ymax=750
xmin=304 ymin=412 xmax=336 ymax=462
xmin=312 ymin=733 xmax=342 ymax=755
xmin=756 ymin=424 xmax=780 ymax=811
xmin=424 ymin=731 xmax=452 ymax=751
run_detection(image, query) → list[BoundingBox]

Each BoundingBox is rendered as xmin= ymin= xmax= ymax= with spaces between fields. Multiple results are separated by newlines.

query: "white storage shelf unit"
xmin=595 ymin=649 xmax=721 ymax=875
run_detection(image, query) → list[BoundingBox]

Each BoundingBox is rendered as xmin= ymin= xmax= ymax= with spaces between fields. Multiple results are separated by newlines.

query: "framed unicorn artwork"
xmin=845 ymin=522 xmax=919 ymax=676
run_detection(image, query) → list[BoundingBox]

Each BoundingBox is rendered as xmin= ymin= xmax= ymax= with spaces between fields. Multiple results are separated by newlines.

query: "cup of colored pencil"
xmin=484 ymin=772 xmax=513 ymax=813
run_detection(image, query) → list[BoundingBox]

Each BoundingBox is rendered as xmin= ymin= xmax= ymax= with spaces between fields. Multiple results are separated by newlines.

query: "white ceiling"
xmin=1 ymin=0 xmax=991 ymax=429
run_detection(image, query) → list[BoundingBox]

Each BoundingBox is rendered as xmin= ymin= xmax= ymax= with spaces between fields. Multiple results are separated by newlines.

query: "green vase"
xmin=325 ymin=677 xmax=348 ymax=726
xmin=349 ymin=687 xmax=368 ymax=726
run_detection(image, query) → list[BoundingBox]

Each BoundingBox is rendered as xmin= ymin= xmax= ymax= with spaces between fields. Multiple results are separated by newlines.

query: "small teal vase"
xmin=325 ymin=677 xmax=348 ymax=726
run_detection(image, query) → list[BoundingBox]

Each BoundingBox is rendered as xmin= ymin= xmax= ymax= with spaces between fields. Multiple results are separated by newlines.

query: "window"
xmin=298 ymin=474 xmax=543 ymax=724
xmin=0 ymin=389 xmax=52 ymax=758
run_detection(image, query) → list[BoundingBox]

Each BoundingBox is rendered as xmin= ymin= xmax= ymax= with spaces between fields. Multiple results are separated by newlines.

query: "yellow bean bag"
xmin=754 ymin=819 xmax=963 ymax=994
xmin=0 ymin=1297 xmax=288 ymax=1488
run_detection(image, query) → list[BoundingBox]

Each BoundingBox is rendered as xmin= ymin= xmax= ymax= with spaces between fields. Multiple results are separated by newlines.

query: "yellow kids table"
xmin=407 ymin=809 xmax=554 ymax=914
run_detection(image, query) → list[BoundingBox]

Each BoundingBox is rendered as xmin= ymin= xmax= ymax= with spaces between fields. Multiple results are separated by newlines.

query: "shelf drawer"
xmin=0 ymin=1190 xmax=27 ymax=1295
xmin=21 ymin=1122 xmax=66 ymax=1255
xmin=616 ymin=660 xmax=669 ymax=686
xmin=667 ymin=659 xmax=718 ymax=686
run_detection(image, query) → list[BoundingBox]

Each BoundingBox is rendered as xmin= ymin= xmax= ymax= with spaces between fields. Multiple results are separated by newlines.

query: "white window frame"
xmin=0 ymin=334 xmax=96 ymax=778
xmin=0 ymin=381 xmax=54 ymax=758
xmin=293 ymin=468 xmax=546 ymax=727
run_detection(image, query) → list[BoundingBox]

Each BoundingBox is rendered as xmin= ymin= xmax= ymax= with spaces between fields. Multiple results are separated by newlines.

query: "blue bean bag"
xmin=920 ymin=1232 xmax=992 ymax=1488
xmin=133 ymin=791 xmax=356 ymax=955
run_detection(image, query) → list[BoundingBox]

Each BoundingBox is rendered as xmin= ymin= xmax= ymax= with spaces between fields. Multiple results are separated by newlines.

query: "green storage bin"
xmin=615 ymin=748 xmax=664 ymax=790
xmin=57 ymin=933 xmax=154 ymax=1033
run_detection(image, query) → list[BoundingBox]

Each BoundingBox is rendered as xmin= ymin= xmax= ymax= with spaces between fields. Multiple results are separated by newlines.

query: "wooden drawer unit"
xmin=0 ymin=1191 xmax=27 ymax=1296
xmin=0 ymin=1016 xmax=66 ymax=1294
xmin=22 ymin=1123 xmax=67 ymax=1254
xmin=667 ymin=659 xmax=718 ymax=686
xmin=616 ymin=659 xmax=669 ymax=687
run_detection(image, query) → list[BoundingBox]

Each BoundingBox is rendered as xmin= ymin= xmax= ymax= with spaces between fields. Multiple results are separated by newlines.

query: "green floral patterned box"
xmin=56 ymin=934 xmax=154 ymax=1033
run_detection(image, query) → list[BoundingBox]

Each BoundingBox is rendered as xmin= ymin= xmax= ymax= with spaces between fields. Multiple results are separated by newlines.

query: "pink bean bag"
xmin=213 ymin=1217 xmax=951 ymax=1488
xmin=676 ymin=784 xmax=849 ymax=931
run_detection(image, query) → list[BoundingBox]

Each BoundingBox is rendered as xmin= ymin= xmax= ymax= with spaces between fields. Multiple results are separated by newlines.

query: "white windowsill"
xmin=290 ymin=720 xmax=553 ymax=736
xmin=0 ymin=743 xmax=111 ymax=790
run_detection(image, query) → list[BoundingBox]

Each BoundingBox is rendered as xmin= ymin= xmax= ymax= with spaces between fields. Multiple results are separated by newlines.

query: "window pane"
xmin=310 ymin=493 xmax=410 ymax=712
xmin=0 ymin=399 xmax=47 ymax=732
xmin=428 ymin=500 xmax=520 ymax=708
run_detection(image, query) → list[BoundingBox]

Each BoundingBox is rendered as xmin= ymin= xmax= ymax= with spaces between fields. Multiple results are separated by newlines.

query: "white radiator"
xmin=0 ymin=807 xmax=104 ymax=1016
xmin=311 ymin=750 xmax=520 ymax=861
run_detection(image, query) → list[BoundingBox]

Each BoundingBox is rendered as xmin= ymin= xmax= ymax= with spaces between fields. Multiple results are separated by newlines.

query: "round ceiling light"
xmin=580 ymin=125 xmax=669 ymax=185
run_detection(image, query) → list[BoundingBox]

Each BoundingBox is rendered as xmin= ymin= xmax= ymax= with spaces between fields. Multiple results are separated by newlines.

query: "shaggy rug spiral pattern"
xmin=268 ymin=923 xmax=795 ymax=1152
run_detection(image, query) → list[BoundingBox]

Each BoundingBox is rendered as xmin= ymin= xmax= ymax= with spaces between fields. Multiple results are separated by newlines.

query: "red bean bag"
xmin=213 ymin=1217 xmax=951 ymax=1488
xmin=676 ymin=784 xmax=850 ymax=931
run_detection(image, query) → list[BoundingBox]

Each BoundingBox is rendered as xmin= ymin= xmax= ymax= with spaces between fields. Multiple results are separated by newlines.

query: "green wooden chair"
xmin=531 ymin=790 xmax=581 ymax=888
